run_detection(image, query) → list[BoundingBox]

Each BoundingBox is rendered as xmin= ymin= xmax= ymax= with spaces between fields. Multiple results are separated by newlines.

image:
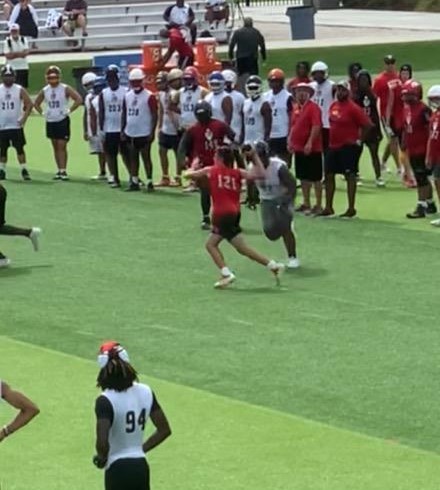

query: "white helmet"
xmin=128 ymin=68 xmax=145 ymax=81
xmin=222 ymin=69 xmax=237 ymax=86
xmin=81 ymin=71 xmax=97 ymax=87
xmin=427 ymin=85 xmax=440 ymax=109
xmin=311 ymin=61 xmax=329 ymax=74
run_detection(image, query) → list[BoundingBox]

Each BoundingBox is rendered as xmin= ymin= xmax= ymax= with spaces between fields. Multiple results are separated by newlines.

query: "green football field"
xmin=1 ymin=70 xmax=440 ymax=490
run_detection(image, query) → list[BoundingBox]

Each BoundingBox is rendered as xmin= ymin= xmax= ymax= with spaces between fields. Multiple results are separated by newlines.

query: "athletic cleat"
xmin=310 ymin=205 xmax=322 ymax=215
xmin=21 ymin=168 xmax=31 ymax=181
xmin=295 ymin=204 xmax=310 ymax=213
xmin=201 ymin=219 xmax=211 ymax=230
xmin=406 ymin=204 xmax=426 ymax=219
xmin=214 ymin=273 xmax=236 ymax=289
xmin=426 ymin=202 xmax=438 ymax=215
xmin=29 ymin=227 xmax=41 ymax=251
xmin=339 ymin=209 xmax=357 ymax=219
xmin=0 ymin=169 xmax=5 ymax=180
xmin=430 ymin=218 xmax=440 ymax=227
xmin=0 ymin=256 xmax=11 ymax=268
xmin=60 ymin=172 xmax=69 ymax=181
xmin=287 ymin=257 xmax=300 ymax=269
xmin=125 ymin=182 xmax=140 ymax=192
xmin=375 ymin=178 xmax=386 ymax=187
xmin=316 ymin=208 xmax=335 ymax=218
xmin=53 ymin=172 xmax=62 ymax=180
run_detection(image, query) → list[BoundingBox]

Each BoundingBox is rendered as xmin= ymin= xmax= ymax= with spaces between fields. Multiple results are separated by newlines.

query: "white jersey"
xmin=159 ymin=90 xmax=178 ymax=136
xmin=102 ymin=383 xmax=154 ymax=469
xmin=243 ymin=96 xmax=266 ymax=144
xmin=310 ymin=79 xmax=335 ymax=129
xmin=228 ymin=89 xmax=245 ymax=142
xmin=124 ymin=88 xmax=155 ymax=138
xmin=179 ymin=86 xmax=202 ymax=129
xmin=101 ymin=86 xmax=126 ymax=133
xmin=255 ymin=156 xmax=286 ymax=201
xmin=0 ymin=83 xmax=22 ymax=130
xmin=204 ymin=91 xmax=229 ymax=122
xmin=43 ymin=83 xmax=68 ymax=123
xmin=264 ymin=88 xmax=291 ymax=139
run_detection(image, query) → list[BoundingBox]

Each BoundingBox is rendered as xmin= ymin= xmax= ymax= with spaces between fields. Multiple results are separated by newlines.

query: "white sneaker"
xmin=0 ymin=257 xmax=11 ymax=268
xmin=376 ymin=178 xmax=386 ymax=187
xmin=214 ymin=273 xmax=236 ymax=289
xmin=287 ymin=257 xmax=300 ymax=269
xmin=29 ymin=227 xmax=41 ymax=251
xmin=430 ymin=218 xmax=440 ymax=227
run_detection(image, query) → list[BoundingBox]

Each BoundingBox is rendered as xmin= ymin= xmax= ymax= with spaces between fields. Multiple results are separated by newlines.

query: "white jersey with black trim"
xmin=228 ymin=89 xmax=245 ymax=142
xmin=102 ymin=86 xmax=126 ymax=133
xmin=310 ymin=79 xmax=335 ymax=129
xmin=255 ymin=156 xmax=286 ymax=201
xmin=243 ymin=96 xmax=265 ymax=144
xmin=43 ymin=83 xmax=68 ymax=123
xmin=0 ymin=83 xmax=22 ymax=130
xmin=124 ymin=88 xmax=154 ymax=138
xmin=179 ymin=86 xmax=202 ymax=129
xmin=159 ymin=90 xmax=178 ymax=136
xmin=204 ymin=91 xmax=229 ymax=122
xmin=264 ymin=88 xmax=290 ymax=139
xmin=103 ymin=382 xmax=154 ymax=469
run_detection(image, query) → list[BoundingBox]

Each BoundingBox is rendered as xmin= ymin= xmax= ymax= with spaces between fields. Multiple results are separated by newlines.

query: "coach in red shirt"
xmin=160 ymin=27 xmax=194 ymax=69
xmin=288 ymin=82 xmax=322 ymax=214
xmin=319 ymin=80 xmax=373 ymax=219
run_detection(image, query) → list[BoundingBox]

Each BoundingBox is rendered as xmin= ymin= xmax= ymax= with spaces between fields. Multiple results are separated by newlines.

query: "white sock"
xmin=132 ymin=176 xmax=139 ymax=184
xmin=418 ymin=200 xmax=428 ymax=208
xmin=221 ymin=267 xmax=232 ymax=277
xmin=20 ymin=163 xmax=27 ymax=169
xmin=267 ymin=260 xmax=277 ymax=270
xmin=0 ymin=163 xmax=5 ymax=170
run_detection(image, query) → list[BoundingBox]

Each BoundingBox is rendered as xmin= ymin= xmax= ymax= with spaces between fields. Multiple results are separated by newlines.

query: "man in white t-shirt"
xmin=163 ymin=0 xmax=196 ymax=44
xmin=3 ymin=23 xmax=29 ymax=88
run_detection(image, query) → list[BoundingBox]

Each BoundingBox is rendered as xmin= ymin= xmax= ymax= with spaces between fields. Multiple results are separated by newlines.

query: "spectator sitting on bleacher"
xmin=3 ymin=0 xmax=19 ymax=20
xmin=163 ymin=0 xmax=196 ymax=45
xmin=159 ymin=27 xmax=194 ymax=69
xmin=3 ymin=23 xmax=29 ymax=87
xmin=62 ymin=0 xmax=88 ymax=38
xmin=204 ymin=0 xmax=229 ymax=31
xmin=9 ymin=0 xmax=39 ymax=41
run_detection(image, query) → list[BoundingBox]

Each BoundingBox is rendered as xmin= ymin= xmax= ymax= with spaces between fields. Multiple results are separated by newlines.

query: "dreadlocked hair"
xmin=97 ymin=356 xmax=139 ymax=392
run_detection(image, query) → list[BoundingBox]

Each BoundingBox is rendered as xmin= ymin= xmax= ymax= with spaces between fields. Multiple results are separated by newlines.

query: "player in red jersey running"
xmin=178 ymin=100 xmax=235 ymax=229
xmin=426 ymin=85 xmax=440 ymax=226
xmin=184 ymin=145 xmax=284 ymax=288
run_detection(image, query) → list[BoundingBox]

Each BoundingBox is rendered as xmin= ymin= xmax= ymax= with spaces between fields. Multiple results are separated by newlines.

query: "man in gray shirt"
xmin=228 ymin=17 xmax=266 ymax=86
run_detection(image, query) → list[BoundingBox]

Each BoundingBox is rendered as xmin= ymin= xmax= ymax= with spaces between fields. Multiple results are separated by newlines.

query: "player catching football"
xmin=184 ymin=145 xmax=284 ymax=288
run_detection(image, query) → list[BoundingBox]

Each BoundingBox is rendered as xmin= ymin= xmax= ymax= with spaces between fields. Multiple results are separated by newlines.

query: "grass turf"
xmin=0 ymin=72 xmax=439 ymax=488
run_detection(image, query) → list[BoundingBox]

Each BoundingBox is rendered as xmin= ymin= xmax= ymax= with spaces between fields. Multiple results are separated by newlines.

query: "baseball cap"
xmin=384 ymin=54 xmax=396 ymax=64
xmin=9 ymin=23 xmax=19 ymax=32
xmin=336 ymin=80 xmax=350 ymax=90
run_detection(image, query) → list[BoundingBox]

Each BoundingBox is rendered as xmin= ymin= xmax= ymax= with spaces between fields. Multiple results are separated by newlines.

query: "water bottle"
xmin=119 ymin=60 xmax=129 ymax=87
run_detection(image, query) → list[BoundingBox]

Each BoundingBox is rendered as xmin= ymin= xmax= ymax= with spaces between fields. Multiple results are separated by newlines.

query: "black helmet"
xmin=255 ymin=140 xmax=270 ymax=159
xmin=194 ymin=100 xmax=212 ymax=121
xmin=1 ymin=64 xmax=15 ymax=77
xmin=105 ymin=64 xmax=120 ymax=80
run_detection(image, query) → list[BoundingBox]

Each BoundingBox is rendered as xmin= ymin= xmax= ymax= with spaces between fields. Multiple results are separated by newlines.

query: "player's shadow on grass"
xmin=286 ymin=266 xmax=328 ymax=278
xmin=0 ymin=264 xmax=53 ymax=277
xmin=224 ymin=285 xmax=290 ymax=294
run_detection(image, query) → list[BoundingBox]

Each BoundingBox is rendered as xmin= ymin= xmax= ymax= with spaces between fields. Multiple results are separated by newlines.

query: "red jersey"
xmin=427 ymin=110 xmax=440 ymax=166
xmin=372 ymin=71 xmax=399 ymax=117
xmin=187 ymin=119 xmax=230 ymax=167
xmin=289 ymin=100 xmax=322 ymax=153
xmin=209 ymin=163 xmax=242 ymax=217
xmin=328 ymin=99 xmax=371 ymax=150
xmin=169 ymin=27 xmax=193 ymax=58
xmin=402 ymin=101 xmax=431 ymax=157
xmin=387 ymin=78 xmax=406 ymax=129
xmin=287 ymin=76 xmax=311 ymax=92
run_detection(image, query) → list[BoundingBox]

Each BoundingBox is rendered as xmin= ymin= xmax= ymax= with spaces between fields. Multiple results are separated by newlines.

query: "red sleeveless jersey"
xmin=209 ymin=163 xmax=242 ymax=217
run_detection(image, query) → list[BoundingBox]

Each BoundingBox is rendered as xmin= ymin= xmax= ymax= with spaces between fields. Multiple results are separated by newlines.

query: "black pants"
xmin=15 ymin=69 xmax=29 ymax=88
xmin=105 ymin=458 xmax=150 ymax=490
xmin=236 ymin=56 xmax=259 ymax=76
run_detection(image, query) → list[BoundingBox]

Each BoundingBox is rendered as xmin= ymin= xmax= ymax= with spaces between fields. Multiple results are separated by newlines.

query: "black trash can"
xmin=286 ymin=6 xmax=315 ymax=40
xmin=72 ymin=66 xmax=105 ymax=98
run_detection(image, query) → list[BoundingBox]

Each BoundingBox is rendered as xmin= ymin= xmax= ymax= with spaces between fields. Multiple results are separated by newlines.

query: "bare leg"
xmin=51 ymin=140 xmax=60 ymax=170
xmin=205 ymin=233 xmax=226 ymax=269
xmin=98 ymin=153 xmax=106 ymax=175
xmin=300 ymin=181 xmax=311 ymax=208
xmin=140 ymin=144 xmax=153 ymax=181
xmin=57 ymin=140 xmax=68 ymax=172
xmin=346 ymin=174 xmax=357 ymax=211
xmin=159 ymin=146 xmax=169 ymax=179
xmin=324 ymin=173 xmax=335 ymax=211
xmin=367 ymin=141 xmax=381 ymax=179
xmin=282 ymin=230 xmax=296 ymax=258
xmin=389 ymin=137 xmax=401 ymax=171
xmin=381 ymin=141 xmax=391 ymax=166
xmin=313 ymin=181 xmax=322 ymax=209
xmin=77 ymin=14 xmax=88 ymax=35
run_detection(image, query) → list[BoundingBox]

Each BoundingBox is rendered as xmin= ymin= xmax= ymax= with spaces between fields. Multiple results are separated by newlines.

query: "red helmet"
xmin=401 ymin=80 xmax=422 ymax=99
xmin=268 ymin=68 xmax=285 ymax=81
xmin=183 ymin=66 xmax=199 ymax=80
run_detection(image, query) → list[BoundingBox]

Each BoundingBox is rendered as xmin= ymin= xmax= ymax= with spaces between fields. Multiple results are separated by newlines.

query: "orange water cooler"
xmin=142 ymin=40 xmax=163 ymax=91
xmin=194 ymin=38 xmax=222 ymax=86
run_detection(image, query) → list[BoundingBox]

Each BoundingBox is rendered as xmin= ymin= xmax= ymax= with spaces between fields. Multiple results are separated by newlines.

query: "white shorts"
xmin=88 ymin=134 xmax=104 ymax=154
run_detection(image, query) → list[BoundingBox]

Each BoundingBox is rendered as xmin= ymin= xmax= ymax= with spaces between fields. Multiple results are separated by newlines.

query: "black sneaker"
xmin=146 ymin=181 xmax=155 ymax=193
xmin=125 ymin=182 xmax=140 ymax=192
xmin=201 ymin=216 xmax=211 ymax=230
xmin=53 ymin=172 xmax=61 ymax=181
xmin=406 ymin=204 xmax=426 ymax=219
xmin=426 ymin=201 xmax=438 ymax=215
xmin=21 ymin=168 xmax=31 ymax=181
xmin=60 ymin=172 xmax=69 ymax=181
xmin=0 ymin=169 xmax=6 ymax=180
xmin=339 ymin=209 xmax=357 ymax=219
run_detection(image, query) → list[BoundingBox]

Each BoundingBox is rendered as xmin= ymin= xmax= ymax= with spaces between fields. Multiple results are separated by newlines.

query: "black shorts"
xmin=236 ymin=57 xmax=258 ymax=76
xmin=410 ymin=154 xmax=431 ymax=187
xmin=212 ymin=213 xmax=242 ymax=241
xmin=104 ymin=132 xmax=127 ymax=156
xmin=15 ymin=70 xmax=29 ymax=89
xmin=325 ymin=144 xmax=362 ymax=176
xmin=105 ymin=458 xmax=149 ymax=490
xmin=261 ymin=200 xmax=293 ymax=240
xmin=46 ymin=117 xmax=70 ymax=141
xmin=269 ymin=137 xmax=288 ymax=157
xmin=159 ymin=132 xmax=180 ymax=151
xmin=321 ymin=128 xmax=330 ymax=151
xmin=126 ymin=136 xmax=151 ymax=151
xmin=294 ymin=152 xmax=323 ymax=182
xmin=0 ymin=129 xmax=26 ymax=155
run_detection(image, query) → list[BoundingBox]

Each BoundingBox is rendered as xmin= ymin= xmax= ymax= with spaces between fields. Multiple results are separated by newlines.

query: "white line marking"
xmin=228 ymin=317 xmax=254 ymax=327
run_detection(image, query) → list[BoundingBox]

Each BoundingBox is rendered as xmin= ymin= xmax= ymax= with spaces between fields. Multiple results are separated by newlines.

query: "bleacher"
xmin=0 ymin=0 xmax=233 ymax=53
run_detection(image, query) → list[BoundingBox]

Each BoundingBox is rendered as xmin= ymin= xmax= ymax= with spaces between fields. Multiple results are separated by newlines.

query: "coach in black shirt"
xmin=228 ymin=17 xmax=266 ymax=80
